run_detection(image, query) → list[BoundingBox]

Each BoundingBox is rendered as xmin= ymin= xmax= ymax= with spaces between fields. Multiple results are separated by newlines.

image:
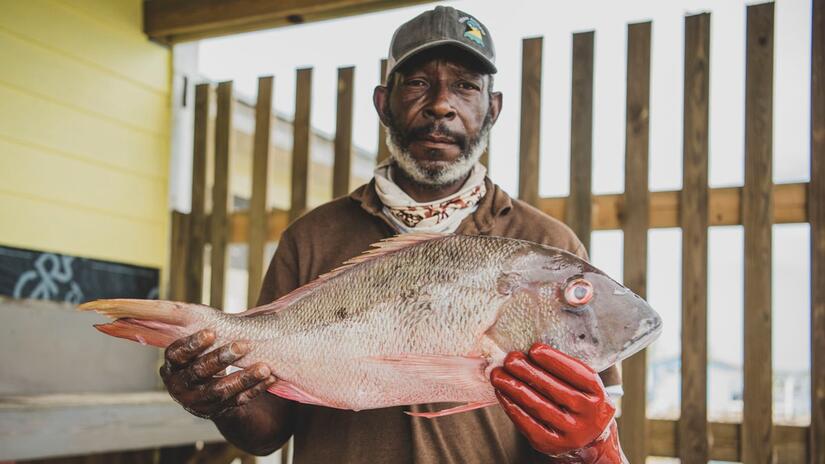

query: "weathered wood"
xmin=647 ymin=419 xmax=809 ymax=462
xmin=187 ymin=83 xmax=210 ymax=304
xmin=518 ymin=37 xmax=542 ymax=206
xmin=811 ymin=1 xmax=825 ymax=462
xmin=144 ymin=0 xmax=435 ymax=43
xmin=0 ymin=298 xmax=160 ymax=395
xmin=377 ymin=58 xmax=390 ymax=165
xmin=210 ymin=81 xmax=233 ymax=310
xmin=0 ymin=392 xmax=224 ymax=461
xmin=679 ymin=12 xmax=710 ymax=464
xmin=567 ymin=31 xmax=594 ymax=252
xmin=290 ymin=68 xmax=312 ymax=222
xmin=742 ymin=4 xmax=774 ymax=463
xmin=618 ymin=21 xmax=651 ymax=464
xmin=333 ymin=66 xmax=354 ymax=198
xmin=169 ymin=211 xmax=189 ymax=302
xmin=222 ymin=182 xmax=808 ymax=243
xmin=247 ymin=76 xmax=273 ymax=308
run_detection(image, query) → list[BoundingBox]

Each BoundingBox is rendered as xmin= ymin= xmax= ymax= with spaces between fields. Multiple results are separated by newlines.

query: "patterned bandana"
xmin=374 ymin=161 xmax=487 ymax=234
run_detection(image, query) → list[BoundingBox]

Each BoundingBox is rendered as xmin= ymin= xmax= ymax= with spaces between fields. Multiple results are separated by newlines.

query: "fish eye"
xmin=564 ymin=278 xmax=593 ymax=306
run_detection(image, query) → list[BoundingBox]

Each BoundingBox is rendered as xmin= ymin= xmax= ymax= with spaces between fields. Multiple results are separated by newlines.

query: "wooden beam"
xmin=568 ymin=31 xmax=595 ymax=252
xmin=518 ymin=37 xmax=542 ymax=206
xmin=377 ymin=58 xmax=390 ymax=165
xmin=647 ymin=420 xmax=809 ymax=462
xmin=618 ymin=20 xmax=651 ymax=464
xmin=0 ymin=393 xmax=223 ymax=461
xmin=144 ymin=0 xmax=435 ymax=44
xmin=221 ymin=182 xmax=808 ymax=243
xmin=247 ymin=76 xmax=273 ymax=308
xmin=210 ymin=81 xmax=233 ymax=311
xmin=168 ymin=211 xmax=190 ymax=302
xmin=187 ymin=84 xmax=210 ymax=304
xmin=290 ymin=68 xmax=312 ymax=222
xmin=742 ymin=4 xmax=774 ymax=463
xmin=811 ymin=1 xmax=825 ymax=463
xmin=333 ymin=66 xmax=354 ymax=198
xmin=679 ymin=12 xmax=710 ymax=464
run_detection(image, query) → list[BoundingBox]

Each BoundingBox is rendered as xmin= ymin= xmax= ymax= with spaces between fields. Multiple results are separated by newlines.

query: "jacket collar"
xmin=349 ymin=176 xmax=512 ymax=235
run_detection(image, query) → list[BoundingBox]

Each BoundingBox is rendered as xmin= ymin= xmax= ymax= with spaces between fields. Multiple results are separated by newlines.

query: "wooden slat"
xmin=333 ymin=66 xmax=355 ymax=198
xmin=290 ymin=68 xmax=312 ymax=222
xmin=743 ymin=4 xmax=775 ymax=463
xmin=187 ymin=83 xmax=209 ymax=304
xmin=679 ymin=12 xmax=710 ymax=463
xmin=647 ymin=419 xmax=809 ymax=462
xmin=567 ymin=31 xmax=595 ymax=252
xmin=224 ymin=182 xmax=808 ymax=243
xmin=210 ymin=81 xmax=233 ymax=310
xmin=377 ymin=58 xmax=390 ymax=165
xmin=169 ymin=211 xmax=190 ymax=302
xmin=618 ymin=21 xmax=651 ymax=464
xmin=0 ymin=393 xmax=223 ymax=461
xmin=247 ymin=76 xmax=273 ymax=308
xmin=518 ymin=37 xmax=542 ymax=206
xmin=811 ymin=0 xmax=825 ymax=462
xmin=144 ymin=0 xmax=435 ymax=43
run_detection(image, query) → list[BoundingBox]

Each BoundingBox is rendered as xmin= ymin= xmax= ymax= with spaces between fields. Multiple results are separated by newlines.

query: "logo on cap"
xmin=459 ymin=16 xmax=485 ymax=47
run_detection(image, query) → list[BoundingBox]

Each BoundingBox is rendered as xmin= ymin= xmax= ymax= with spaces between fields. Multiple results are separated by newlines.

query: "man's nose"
xmin=422 ymin=84 xmax=456 ymax=121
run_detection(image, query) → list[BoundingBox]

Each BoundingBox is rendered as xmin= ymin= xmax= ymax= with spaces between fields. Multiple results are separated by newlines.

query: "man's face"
xmin=373 ymin=47 xmax=502 ymax=186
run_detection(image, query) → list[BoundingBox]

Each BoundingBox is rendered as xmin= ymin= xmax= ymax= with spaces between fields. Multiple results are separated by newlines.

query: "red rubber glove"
xmin=490 ymin=343 xmax=627 ymax=463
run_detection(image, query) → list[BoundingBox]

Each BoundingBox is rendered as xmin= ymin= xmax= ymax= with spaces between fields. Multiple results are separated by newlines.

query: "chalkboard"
xmin=0 ymin=245 xmax=159 ymax=304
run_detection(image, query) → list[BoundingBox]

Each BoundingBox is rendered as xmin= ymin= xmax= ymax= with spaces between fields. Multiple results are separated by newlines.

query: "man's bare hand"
xmin=159 ymin=329 xmax=277 ymax=420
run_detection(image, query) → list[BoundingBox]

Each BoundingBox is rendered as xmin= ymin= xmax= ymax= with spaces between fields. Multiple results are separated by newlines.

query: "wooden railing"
xmin=169 ymin=2 xmax=824 ymax=462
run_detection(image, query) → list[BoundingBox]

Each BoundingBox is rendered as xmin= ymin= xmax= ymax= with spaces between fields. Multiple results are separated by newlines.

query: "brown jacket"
xmin=257 ymin=178 xmax=621 ymax=464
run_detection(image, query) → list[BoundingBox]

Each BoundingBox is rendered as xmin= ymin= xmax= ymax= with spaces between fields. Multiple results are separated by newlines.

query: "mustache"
xmin=402 ymin=122 xmax=468 ymax=150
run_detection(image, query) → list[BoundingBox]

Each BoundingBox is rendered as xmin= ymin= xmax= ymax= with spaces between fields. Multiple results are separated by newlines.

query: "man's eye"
xmin=457 ymin=82 xmax=480 ymax=91
xmin=406 ymin=79 xmax=426 ymax=87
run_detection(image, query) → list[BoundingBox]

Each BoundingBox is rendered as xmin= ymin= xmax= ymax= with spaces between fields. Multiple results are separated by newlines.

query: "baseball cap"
xmin=386 ymin=6 xmax=497 ymax=80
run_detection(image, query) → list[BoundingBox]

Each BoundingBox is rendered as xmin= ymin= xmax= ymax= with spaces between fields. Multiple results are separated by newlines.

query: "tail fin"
xmin=79 ymin=299 xmax=205 ymax=348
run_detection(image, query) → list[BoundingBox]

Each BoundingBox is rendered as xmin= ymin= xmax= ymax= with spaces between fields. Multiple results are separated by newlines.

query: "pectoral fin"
xmin=405 ymin=400 xmax=499 ymax=418
xmin=364 ymin=354 xmax=489 ymax=392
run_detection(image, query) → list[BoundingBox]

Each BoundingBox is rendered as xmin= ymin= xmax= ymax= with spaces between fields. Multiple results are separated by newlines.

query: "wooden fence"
xmin=169 ymin=2 xmax=824 ymax=462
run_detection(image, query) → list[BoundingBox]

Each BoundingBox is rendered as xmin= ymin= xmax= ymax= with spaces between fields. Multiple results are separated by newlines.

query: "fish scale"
xmin=81 ymin=233 xmax=662 ymax=416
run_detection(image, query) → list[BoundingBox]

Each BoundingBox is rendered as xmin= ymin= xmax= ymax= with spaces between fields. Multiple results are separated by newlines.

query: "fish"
xmin=80 ymin=232 xmax=662 ymax=418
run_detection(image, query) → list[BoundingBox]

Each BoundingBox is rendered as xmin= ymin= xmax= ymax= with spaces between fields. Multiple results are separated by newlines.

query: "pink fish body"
xmin=81 ymin=233 xmax=661 ymax=416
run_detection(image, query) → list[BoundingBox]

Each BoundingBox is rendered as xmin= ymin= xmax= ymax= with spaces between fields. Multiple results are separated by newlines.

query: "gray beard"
xmin=384 ymin=117 xmax=492 ymax=187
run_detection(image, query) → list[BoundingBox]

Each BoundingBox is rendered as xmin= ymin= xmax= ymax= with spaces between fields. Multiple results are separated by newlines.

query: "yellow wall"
xmin=0 ymin=0 xmax=171 ymax=269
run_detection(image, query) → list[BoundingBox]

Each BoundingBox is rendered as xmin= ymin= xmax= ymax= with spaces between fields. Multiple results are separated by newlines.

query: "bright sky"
xmin=195 ymin=0 xmax=813 ymax=379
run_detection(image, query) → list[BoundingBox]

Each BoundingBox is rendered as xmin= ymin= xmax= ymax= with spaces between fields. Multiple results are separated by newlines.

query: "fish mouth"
xmin=614 ymin=317 xmax=663 ymax=364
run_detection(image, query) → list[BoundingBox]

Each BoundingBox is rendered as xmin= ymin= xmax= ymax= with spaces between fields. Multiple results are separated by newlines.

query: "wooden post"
xmin=810 ymin=1 xmax=825 ymax=463
xmin=247 ymin=76 xmax=273 ymax=309
xmin=619 ymin=21 xmax=651 ymax=464
xmin=333 ymin=66 xmax=354 ymax=198
xmin=169 ymin=211 xmax=190 ymax=302
xmin=377 ymin=58 xmax=390 ymax=165
xmin=210 ymin=80 xmax=233 ymax=311
xmin=519 ymin=37 xmax=542 ymax=206
xmin=680 ymin=12 xmax=710 ymax=463
xmin=187 ymin=83 xmax=210 ymax=304
xmin=290 ymin=68 xmax=312 ymax=222
xmin=743 ymin=3 xmax=774 ymax=463
xmin=567 ymin=31 xmax=595 ymax=252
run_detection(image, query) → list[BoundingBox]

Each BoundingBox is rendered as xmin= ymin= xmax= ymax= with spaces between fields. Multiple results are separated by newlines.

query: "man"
xmin=160 ymin=6 xmax=627 ymax=463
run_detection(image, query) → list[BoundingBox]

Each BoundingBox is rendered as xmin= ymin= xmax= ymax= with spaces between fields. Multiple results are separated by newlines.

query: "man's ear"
xmin=489 ymin=91 xmax=503 ymax=126
xmin=373 ymin=85 xmax=391 ymax=127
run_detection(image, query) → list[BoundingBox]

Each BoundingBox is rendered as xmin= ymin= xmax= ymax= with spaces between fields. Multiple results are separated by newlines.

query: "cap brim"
xmin=387 ymin=39 xmax=497 ymax=79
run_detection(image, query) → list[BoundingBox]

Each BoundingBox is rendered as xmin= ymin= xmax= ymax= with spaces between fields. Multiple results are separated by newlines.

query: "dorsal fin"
xmin=239 ymin=232 xmax=448 ymax=317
